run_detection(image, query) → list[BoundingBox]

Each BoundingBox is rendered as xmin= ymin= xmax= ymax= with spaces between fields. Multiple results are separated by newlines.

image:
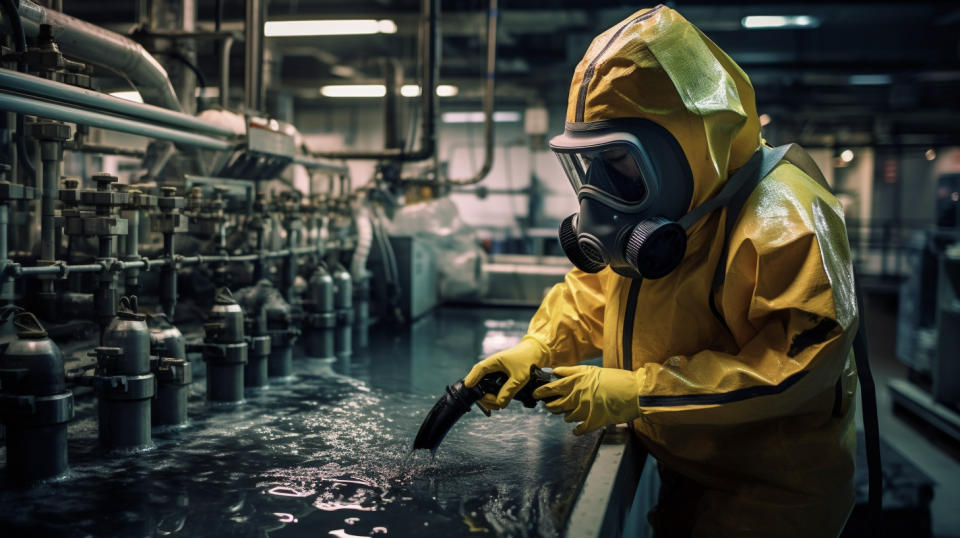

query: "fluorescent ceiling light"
xmin=320 ymin=85 xmax=386 ymax=98
xmin=265 ymin=19 xmax=397 ymax=37
xmin=400 ymin=84 xmax=459 ymax=97
xmin=320 ymin=84 xmax=458 ymax=98
xmin=848 ymin=74 xmax=892 ymax=86
xmin=741 ymin=15 xmax=820 ymax=29
xmin=442 ymin=111 xmax=521 ymax=124
xmin=110 ymin=91 xmax=143 ymax=103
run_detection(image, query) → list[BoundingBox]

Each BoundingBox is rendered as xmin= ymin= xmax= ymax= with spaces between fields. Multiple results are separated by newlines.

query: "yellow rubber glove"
xmin=464 ymin=338 xmax=549 ymax=410
xmin=532 ymin=365 xmax=643 ymax=435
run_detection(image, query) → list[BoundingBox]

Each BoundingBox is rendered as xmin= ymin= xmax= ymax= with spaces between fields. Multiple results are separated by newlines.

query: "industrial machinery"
xmin=891 ymin=230 xmax=960 ymax=441
xmin=0 ymin=0 xmax=387 ymax=475
xmin=0 ymin=0 xmax=499 ymax=530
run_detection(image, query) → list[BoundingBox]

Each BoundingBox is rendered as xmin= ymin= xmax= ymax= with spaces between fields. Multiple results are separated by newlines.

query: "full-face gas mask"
xmin=551 ymin=119 xmax=694 ymax=279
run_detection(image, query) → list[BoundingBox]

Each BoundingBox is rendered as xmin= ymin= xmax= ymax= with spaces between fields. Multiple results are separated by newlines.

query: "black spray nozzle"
xmin=412 ymin=365 xmax=556 ymax=452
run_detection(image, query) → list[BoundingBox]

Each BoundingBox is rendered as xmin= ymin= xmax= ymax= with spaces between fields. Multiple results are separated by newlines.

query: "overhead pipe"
xmin=0 ymin=92 xmax=236 ymax=151
xmin=0 ymin=68 xmax=236 ymax=138
xmin=14 ymin=0 xmax=183 ymax=112
xmin=446 ymin=0 xmax=498 ymax=186
xmin=310 ymin=0 xmax=438 ymax=161
xmin=244 ymin=0 xmax=264 ymax=113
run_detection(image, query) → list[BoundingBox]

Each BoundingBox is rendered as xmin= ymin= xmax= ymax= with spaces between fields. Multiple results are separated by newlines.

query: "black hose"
xmin=0 ymin=0 xmax=36 ymax=183
xmin=853 ymin=281 xmax=884 ymax=536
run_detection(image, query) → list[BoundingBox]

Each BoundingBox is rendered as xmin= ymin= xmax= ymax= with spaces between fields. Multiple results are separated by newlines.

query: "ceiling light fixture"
xmin=442 ymin=111 xmax=521 ymax=124
xmin=400 ymin=84 xmax=459 ymax=97
xmin=320 ymin=85 xmax=386 ymax=98
xmin=741 ymin=15 xmax=820 ymax=29
xmin=265 ymin=19 xmax=397 ymax=37
xmin=840 ymin=149 xmax=855 ymax=163
xmin=320 ymin=84 xmax=458 ymax=98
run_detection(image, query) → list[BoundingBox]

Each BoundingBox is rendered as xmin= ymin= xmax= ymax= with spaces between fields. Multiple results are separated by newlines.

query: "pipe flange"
xmin=307 ymin=312 xmax=336 ymax=329
xmin=246 ymin=335 xmax=271 ymax=357
xmin=154 ymin=358 xmax=192 ymax=386
xmin=0 ymin=391 xmax=74 ymax=425
xmin=204 ymin=342 xmax=247 ymax=365
xmin=93 ymin=372 xmax=156 ymax=400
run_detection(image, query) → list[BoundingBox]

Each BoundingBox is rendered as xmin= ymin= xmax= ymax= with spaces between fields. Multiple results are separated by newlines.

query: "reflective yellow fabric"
xmin=526 ymin=5 xmax=859 ymax=536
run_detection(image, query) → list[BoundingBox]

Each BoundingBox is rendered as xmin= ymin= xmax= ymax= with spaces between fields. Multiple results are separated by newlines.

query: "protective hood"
xmin=565 ymin=4 xmax=762 ymax=210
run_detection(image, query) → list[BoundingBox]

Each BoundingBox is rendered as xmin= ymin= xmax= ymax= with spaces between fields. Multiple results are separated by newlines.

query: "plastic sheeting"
xmin=389 ymin=198 xmax=489 ymax=300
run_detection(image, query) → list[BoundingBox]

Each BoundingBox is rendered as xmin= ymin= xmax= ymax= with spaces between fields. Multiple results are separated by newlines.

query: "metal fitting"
xmin=29 ymin=119 xmax=71 ymax=142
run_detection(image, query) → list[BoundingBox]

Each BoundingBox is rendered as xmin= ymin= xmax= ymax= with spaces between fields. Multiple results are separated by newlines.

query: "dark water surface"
xmin=0 ymin=307 xmax=599 ymax=537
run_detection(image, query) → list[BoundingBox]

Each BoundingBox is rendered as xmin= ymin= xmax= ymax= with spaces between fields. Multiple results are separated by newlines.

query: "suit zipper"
xmin=621 ymin=278 xmax=643 ymax=371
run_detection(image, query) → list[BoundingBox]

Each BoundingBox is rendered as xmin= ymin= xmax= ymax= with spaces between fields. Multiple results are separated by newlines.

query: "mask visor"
xmin=550 ymin=131 xmax=654 ymax=204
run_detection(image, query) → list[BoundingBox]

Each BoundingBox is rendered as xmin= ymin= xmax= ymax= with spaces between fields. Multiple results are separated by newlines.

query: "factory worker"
xmin=463 ymin=5 xmax=859 ymax=537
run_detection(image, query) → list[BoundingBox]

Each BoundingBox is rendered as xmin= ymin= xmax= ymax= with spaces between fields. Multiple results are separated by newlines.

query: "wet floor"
xmin=0 ymin=307 xmax=600 ymax=538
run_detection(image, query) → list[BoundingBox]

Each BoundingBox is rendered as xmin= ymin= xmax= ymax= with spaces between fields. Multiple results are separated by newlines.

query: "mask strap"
xmin=676 ymin=144 xmax=793 ymax=231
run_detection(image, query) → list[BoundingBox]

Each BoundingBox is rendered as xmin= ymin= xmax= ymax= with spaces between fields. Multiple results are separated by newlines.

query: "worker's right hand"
xmin=464 ymin=337 xmax=549 ymax=410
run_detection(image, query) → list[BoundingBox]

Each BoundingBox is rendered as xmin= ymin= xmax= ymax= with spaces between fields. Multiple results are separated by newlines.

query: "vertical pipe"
xmin=219 ymin=35 xmax=234 ymax=109
xmin=123 ymin=206 xmax=140 ymax=294
xmin=244 ymin=0 xmax=263 ymax=112
xmin=445 ymin=0 xmax=498 ymax=185
xmin=0 ymin=204 xmax=11 ymax=303
xmin=383 ymin=58 xmax=401 ymax=151
xmin=39 ymin=142 xmax=59 ymax=265
xmin=161 ymin=232 xmax=176 ymax=320
xmin=37 ymin=134 xmax=63 ymax=318
xmin=179 ymin=0 xmax=198 ymax=114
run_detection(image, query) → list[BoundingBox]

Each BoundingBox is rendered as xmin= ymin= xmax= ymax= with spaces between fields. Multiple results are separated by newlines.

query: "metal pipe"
xmin=309 ymin=0 xmax=437 ymax=161
xmin=291 ymin=154 xmax=349 ymax=175
xmin=384 ymin=58 xmax=402 ymax=151
xmin=180 ymin=0 xmax=198 ymax=115
xmin=244 ymin=0 xmax=263 ymax=112
xmin=15 ymin=0 xmax=182 ymax=111
xmin=66 ymin=144 xmax=146 ymax=158
xmin=0 ymin=68 xmax=236 ymax=138
xmin=446 ymin=0 xmax=498 ymax=186
xmin=0 ymin=204 xmax=11 ymax=303
xmin=0 ymin=92 xmax=237 ymax=151
xmin=219 ymin=35 xmax=234 ymax=109
xmin=38 ymin=142 xmax=60 ymax=266
xmin=12 ymin=247 xmax=335 ymax=278
xmin=160 ymin=232 xmax=175 ymax=319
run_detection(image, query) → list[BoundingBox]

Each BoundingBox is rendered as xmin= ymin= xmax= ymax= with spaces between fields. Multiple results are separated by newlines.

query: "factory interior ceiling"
xmin=64 ymin=0 xmax=960 ymax=149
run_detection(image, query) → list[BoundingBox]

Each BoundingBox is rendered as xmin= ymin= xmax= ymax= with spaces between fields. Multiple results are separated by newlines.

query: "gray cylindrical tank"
xmin=266 ymin=298 xmax=297 ymax=379
xmin=332 ymin=264 xmax=353 ymax=363
xmin=353 ymin=272 xmax=370 ymax=349
xmin=97 ymin=296 xmax=155 ymax=450
xmin=0 ymin=312 xmax=74 ymax=481
xmin=203 ymin=288 xmax=248 ymax=403
xmin=305 ymin=265 xmax=336 ymax=360
xmin=147 ymin=313 xmax=191 ymax=427
xmin=234 ymin=281 xmax=273 ymax=388
xmin=244 ymin=333 xmax=270 ymax=388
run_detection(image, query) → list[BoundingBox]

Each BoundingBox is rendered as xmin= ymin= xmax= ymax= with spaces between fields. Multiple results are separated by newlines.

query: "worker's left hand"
xmin=533 ymin=365 xmax=643 ymax=435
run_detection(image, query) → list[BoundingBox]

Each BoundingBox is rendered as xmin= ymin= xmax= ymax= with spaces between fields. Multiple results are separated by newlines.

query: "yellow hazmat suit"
xmin=470 ymin=5 xmax=860 ymax=537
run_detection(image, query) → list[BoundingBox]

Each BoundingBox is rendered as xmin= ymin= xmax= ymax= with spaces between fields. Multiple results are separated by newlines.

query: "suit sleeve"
xmin=525 ymin=267 xmax=610 ymax=367
xmin=634 ymin=195 xmax=858 ymax=426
